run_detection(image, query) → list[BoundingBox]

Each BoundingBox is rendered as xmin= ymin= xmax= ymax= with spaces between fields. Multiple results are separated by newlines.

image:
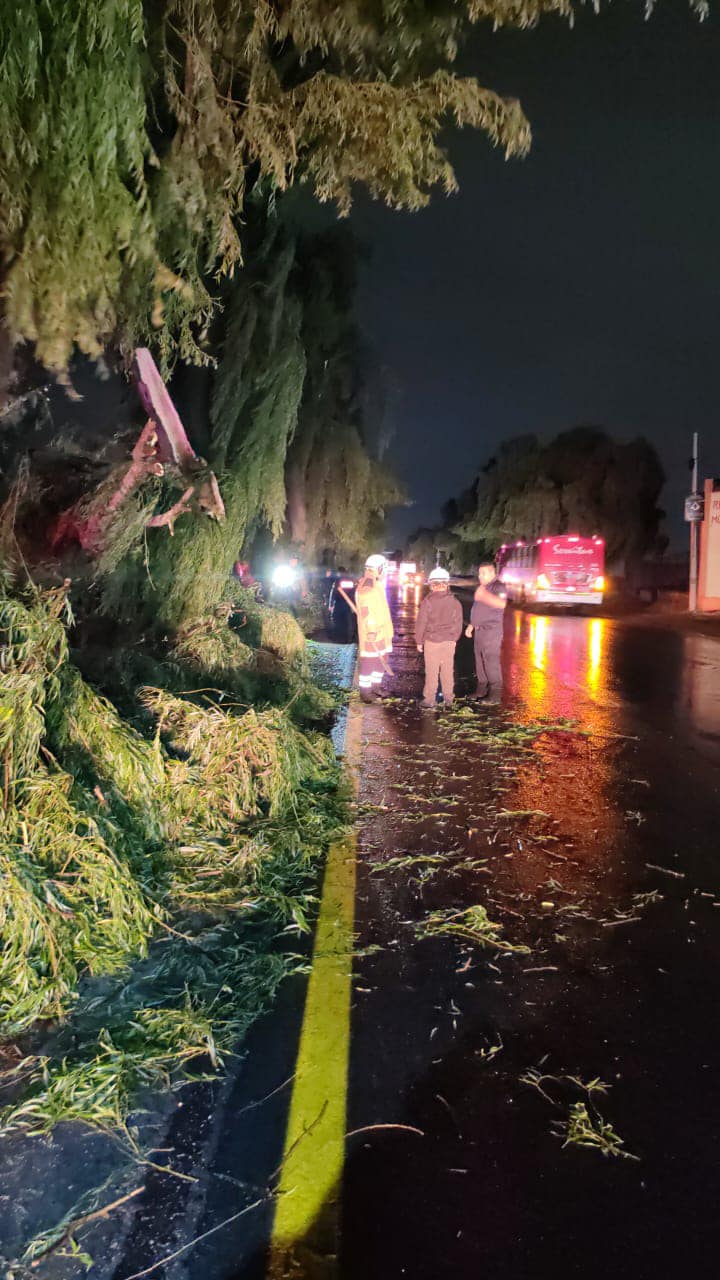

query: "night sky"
xmin=348 ymin=2 xmax=720 ymax=548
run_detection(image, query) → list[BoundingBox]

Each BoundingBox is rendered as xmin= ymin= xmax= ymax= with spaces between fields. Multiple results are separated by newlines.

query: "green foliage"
xmin=520 ymin=1067 xmax=638 ymax=1159
xmin=142 ymin=686 xmax=327 ymax=823
xmin=172 ymin=604 xmax=255 ymax=668
xmin=0 ymin=581 xmax=71 ymax=805
xmin=50 ymin=666 xmax=168 ymax=844
xmin=174 ymin=588 xmax=306 ymax=676
xmin=455 ymin=428 xmax=667 ymax=561
xmin=210 ymin=211 xmax=306 ymax=489
xmin=0 ymin=770 xmax=157 ymax=1034
xmin=406 ymin=524 xmax=481 ymax=573
xmin=1 ymin=1 xmax=709 ymax=374
xmin=417 ymin=903 xmax=531 ymax=952
xmin=559 ymin=1101 xmax=639 ymax=1160
xmin=0 ymin=1 xmax=155 ymax=373
xmin=167 ymin=598 xmax=334 ymax=725
xmin=0 ymin=587 xmax=160 ymax=1033
xmin=0 ymin=577 xmax=344 ymax=1138
xmin=96 ymin=207 xmax=306 ymax=630
xmin=1 ymin=941 xmax=291 ymax=1135
xmin=0 ymin=0 xmax=537 ymax=374
xmin=286 ymin=227 xmax=405 ymax=561
xmin=98 ymin=209 xmax=401 ymax=630
xmin=251 ymin=600 xmax=306 ymax=664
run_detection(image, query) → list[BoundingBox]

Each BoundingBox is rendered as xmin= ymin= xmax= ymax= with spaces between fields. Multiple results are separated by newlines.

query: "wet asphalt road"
xmin=107 ymin=591 xmax=720 ymax=1280
xmin=341 ymin=590 xmax=720 ymax=1280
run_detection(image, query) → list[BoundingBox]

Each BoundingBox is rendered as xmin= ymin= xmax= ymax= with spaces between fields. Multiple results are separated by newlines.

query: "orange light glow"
xmin=530 ymin=615 xmax=548 ymax=668
xmin=527 ymin=615 xmax=548 ymax=705
xmin=587 ymin=617 xmax=604 ymax=694
xmin=536 ymin=573 xmax=550 ymax=590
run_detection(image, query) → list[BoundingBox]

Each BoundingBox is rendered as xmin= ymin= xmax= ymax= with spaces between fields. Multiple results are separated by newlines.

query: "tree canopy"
xmin=83 ymin=202 xmax=400 ymax=628
xmin=456 ymin=427 xmax=667 ymax=562
xmin=285 ymin=226 xmax=404 ymax=563
xmin=14 ymin=0 xmax=706 ymax=380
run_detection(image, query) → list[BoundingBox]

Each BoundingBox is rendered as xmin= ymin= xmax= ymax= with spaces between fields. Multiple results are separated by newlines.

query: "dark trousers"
xmin=474 ymin=627 xmax=502 ymax=694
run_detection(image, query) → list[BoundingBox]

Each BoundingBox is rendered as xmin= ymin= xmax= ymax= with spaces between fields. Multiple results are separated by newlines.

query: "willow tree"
xmin=109 ymin=209 xmax=402 ymax=629
xmin=455 ymin=428 xmax=667 ymax=561
xmin=286 ymin=227 xmax=403 ymax=562
xmin=2 ymin=1 xmax=711 ymax=392
xmin=0 ymin=0 xmax=551 ymax=388
xmin=96 ymin=198 xmax=308 ymax=628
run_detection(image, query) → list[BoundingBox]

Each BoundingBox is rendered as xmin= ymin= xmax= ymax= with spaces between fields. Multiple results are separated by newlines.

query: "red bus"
xmin=497 ymin=535 xmax=605 ymax=607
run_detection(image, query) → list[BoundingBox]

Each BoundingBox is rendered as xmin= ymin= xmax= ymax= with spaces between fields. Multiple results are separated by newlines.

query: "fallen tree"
xmin=0 ymin=575 xmax=344 ymax=1138
xmin=50 ymin=347 xmax=224 ymax=557
xmin=0 ymin=344 xmax=341 ymax=1160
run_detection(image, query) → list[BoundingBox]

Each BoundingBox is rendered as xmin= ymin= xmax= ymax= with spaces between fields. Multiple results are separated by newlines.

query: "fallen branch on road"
xmin=346 ymin=1122 xmax=424 ymax=1139
xmin=23 ymin=1179 xmax=144 ymax=1269
xmin=557 ymin=1102 xmax=639 ymax=1161
xmin=416 ymin=905 xmax=531 ymax=955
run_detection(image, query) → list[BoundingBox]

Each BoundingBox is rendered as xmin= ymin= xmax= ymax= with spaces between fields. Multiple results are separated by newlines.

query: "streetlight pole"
xmin=689 ymin=431 xmax=699 ymax=613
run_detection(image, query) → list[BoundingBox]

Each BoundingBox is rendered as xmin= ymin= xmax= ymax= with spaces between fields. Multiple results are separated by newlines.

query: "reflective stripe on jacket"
xmin=356 ymin=578 xmax=393 ymax=657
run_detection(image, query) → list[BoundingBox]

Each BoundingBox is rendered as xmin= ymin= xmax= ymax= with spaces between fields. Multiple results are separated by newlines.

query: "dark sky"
xmin=347 ymin=2 xmax=720 ymax=548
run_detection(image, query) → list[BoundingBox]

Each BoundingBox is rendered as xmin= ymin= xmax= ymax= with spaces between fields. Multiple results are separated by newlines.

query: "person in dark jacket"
xmin=415 ymin=567 xmax=464 ymax=707
xmin=465 ymin=563 xmax=507 ymax=703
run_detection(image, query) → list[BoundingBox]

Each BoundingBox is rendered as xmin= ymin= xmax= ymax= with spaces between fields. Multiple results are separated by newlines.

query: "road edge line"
xmin=266 ymin=687 xmax=363 ymax=1278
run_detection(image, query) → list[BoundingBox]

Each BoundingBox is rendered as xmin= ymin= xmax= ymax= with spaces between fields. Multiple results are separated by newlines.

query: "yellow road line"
xmin=267 ymin=695 xmax=362 ymax=1279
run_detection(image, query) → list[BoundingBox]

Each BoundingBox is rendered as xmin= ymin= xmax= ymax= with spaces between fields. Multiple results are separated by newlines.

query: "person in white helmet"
xmin=356 ymin=554 xmax=394 ymax=701
xmin=415 ymin=567 xmax=463 ymax=707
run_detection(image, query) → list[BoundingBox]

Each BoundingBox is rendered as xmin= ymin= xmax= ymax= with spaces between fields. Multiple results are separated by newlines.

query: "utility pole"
xmin=689 ymin=431 xmax=699 ymax=613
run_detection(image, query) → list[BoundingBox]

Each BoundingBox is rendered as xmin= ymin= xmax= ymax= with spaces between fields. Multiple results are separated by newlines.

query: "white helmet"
xmin=428 ymin=567 xmax=450 ymax=583
xmin=364 ymin=553 xmax=387 ymax=577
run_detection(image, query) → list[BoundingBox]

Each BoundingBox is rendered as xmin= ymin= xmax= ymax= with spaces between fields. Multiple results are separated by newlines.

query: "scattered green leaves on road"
xmin=558 ymin=1102 xmax=639 ymax=1161
xmin=416 ymin=905 xmax=530 ymax=954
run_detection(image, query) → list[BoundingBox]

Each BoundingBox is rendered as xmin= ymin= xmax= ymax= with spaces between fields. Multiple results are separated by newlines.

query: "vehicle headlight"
xmin=272 ymin=565 xmax=297 ymax=589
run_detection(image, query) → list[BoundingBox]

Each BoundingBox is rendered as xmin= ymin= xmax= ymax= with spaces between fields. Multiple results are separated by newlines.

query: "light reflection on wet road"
xmin=118 ymin=592 xmax=720 ymax=1280
xmin=341 ymin=590 xmax=720 ymax=1280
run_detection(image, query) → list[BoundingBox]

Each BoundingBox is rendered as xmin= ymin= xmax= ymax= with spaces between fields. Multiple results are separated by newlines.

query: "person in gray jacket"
xmin=465 ymin=563 xmax=507 ymax=703
xmin=415 ymin=567 xmax=464 ymax=707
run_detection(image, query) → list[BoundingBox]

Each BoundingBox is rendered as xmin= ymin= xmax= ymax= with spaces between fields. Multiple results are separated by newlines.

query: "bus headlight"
xmin=536 ymin=573 xmax=550 ymax=590
xmin=593 ymin=576 xmax=605 ymax=591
